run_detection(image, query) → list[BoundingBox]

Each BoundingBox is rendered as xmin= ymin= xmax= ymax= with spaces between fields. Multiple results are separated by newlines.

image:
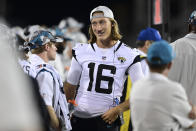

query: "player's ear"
xmin=111 ymin=20 xmax=115 ymax=27
xmin=145 ymin=40 xmax=151 ymax=49
xmin=44 ymin=43 xmax=49 ymax=51
xmin=167 ymin=62 xmax=172 ymax=70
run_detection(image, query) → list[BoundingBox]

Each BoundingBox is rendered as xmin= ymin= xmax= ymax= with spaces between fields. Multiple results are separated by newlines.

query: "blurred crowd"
xmin=12 ymin=17 xmax=87 ymax=82
xmin=0 ymin=17 xmax=87 ymax=130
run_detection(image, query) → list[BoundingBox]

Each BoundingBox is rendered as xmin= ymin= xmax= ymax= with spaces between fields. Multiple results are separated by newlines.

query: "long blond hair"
xmin=88 ymin=18 xmax=122 ymax=44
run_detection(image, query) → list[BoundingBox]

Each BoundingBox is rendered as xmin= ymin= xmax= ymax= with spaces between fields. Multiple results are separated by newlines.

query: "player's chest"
xmin=80 ymin=52 xmax=131 ymax=78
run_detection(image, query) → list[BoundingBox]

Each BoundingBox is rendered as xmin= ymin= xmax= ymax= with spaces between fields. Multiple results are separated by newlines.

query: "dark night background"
xmin=1 ymin=0 xmax=196 ymax=47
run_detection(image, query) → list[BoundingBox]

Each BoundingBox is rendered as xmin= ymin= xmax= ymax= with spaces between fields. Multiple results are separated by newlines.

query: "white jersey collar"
xmin=93 ymin=40 xmax=121 ymax=50
xmin=149 ymin=72 xmax=168 ymax=81
xmin=29 ymin=54 xmax=46 ymax=66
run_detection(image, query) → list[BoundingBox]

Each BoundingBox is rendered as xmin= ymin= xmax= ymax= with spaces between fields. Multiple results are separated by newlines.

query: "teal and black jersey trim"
xmin=90 ymin=43 xmax=95 ymax=52
xmin=140 ymin=55 xmax=146 ymax=61
xmin=114 ymin=42 xmax=122 ymax=53
xmin=72 ymin=49 xmax=78 ymax=62
xmin=125 ymin=55 xmax=141 ymax=75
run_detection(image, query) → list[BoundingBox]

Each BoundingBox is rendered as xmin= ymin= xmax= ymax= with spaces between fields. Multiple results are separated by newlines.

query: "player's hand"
xmin=189 ymin=104 xmax=196 ymax=119
xmin=65 ymin=66 xmax=70 ymax=71
xmin=101 ymin=106 xmax=120 ymax=124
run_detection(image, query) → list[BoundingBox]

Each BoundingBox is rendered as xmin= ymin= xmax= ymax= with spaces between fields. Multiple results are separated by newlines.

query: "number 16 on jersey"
xmin=87 ymin=62 xmax=116 ymax=94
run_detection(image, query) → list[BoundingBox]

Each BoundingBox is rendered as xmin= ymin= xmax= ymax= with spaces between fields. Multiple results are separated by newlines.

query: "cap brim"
xmin=51 ymin=37 xmax=64 ymax=43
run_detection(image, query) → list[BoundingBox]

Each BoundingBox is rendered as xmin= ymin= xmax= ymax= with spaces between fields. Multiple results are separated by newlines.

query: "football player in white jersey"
xmin=28 ymin=31 xmax=72 ymax=131
xmin=64 ymin=6 xmax=144 ymax=131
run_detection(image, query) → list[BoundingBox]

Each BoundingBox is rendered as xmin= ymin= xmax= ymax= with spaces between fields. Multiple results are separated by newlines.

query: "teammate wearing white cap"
xmin=64 ymin=6 xmax=144 ymax=131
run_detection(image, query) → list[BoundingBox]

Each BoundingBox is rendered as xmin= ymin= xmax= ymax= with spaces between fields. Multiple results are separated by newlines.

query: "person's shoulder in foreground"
xmin=171 ymin=10 xmax=196 ymax=46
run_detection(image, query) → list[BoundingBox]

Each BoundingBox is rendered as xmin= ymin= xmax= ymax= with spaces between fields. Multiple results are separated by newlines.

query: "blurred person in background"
xmin=135 ymin=27 xmax=162 ymax=75
xmin=121 ymin=27 xmax=162 ymax=131
xmin=49 ymin=27 xmax=74 ymax=82
xmin=58 ymin=18 xmax=86 ymax=81
xmin=11 ymin=26 xmax=26 ymax=40
xmin=23 ymin=25 xmax=46 ymax=41
xmin=131 ymin=40 xmax=196 ymax=131
xmin=64 ymin=6 xmax=144 ymax=131
xmin=58 ymin=19 xmax=67 ymax=35
xmin=66 ymin=17 xmax=87 ymax=43
xmin=62 ymin=38 xmax=74 ymax=81
xmin=168 ymin=11 xmax=196 ymax=130
xmin=0 ymin=24 xmax=44 ymax=131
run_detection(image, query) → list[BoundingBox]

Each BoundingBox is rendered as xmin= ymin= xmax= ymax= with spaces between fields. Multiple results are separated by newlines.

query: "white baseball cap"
xmin=90 ymin=6 xmax=114 ymax=21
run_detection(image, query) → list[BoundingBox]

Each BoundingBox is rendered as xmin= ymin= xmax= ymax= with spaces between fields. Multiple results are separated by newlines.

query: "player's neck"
xmin=96 ymin=39 xmax=117 ymax=48
xmin=37 ymin=53 xmax=49 ymax=63
xmin=138 ymin=47 xmax=147 ymax=54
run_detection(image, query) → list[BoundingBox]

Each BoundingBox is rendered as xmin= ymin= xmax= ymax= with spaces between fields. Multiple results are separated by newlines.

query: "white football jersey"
xmin=67 ymin=40 xmax=143 ymax=118
xmin=133 ymin=48 xmax=149 ymax=76
xmin=18 ymin=59 xmax=36 ymax=78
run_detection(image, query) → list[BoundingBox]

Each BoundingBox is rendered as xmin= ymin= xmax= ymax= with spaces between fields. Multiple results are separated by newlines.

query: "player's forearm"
xmin=188 ymin=121 xmax=196 ymax=129
xmin=63 ymin=82 xmax=77 ymax=100
xmin=47 ymin=106 xmax=60 ymax=129
xmin=116 ymin=99 xmax=130 ymax=115
xmin=188 ymin=104 xmax=196 ymax=128
xmin=189 ymin=103 xmax=196 ymax=119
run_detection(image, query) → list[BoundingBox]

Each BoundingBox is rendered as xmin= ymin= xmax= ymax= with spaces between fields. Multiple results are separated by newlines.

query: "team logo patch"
xmin=118 ymin=57 xmax=126 ymax=63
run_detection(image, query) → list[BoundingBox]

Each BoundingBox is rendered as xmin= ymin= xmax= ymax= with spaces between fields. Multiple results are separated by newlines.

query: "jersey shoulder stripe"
xmin=140 ymin=55 xmax=147 ymax=61
xmin=125 ymin=55 xmax=141 ymax=75
xmin=90 ymin=43 xmax=95 ymax=51
xmin=72 ymin=49 xmax=77 ymax=62
xmin=114 ymin=41 xmax=123 ymax=53
xmin=116 ymin=42 xmax=140 ymax=62
xmin=115 ymin=43 xmax=144 ymax=75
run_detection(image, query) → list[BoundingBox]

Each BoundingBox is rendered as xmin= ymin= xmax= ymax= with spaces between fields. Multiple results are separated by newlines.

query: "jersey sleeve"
xmin=127 ymin=50 xmax=144 ymax=83
xmin=72 ymin=43 xmax=85 ymax=62
xmin=67 ymin=43 xmax=86 ymax=85
xmin=128 ymin=62 xmax=144 ymax=83
xmin=29 ymin=64 xmax=37 ymax=78
xmin=67 ymin=57 xmax=82 ymax=85
xmin=36 ymin=71 xmax=54 ymax=106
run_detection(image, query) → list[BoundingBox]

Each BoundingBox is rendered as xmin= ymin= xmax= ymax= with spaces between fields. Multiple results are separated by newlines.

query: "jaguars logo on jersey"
xmin=118 ymin=57 xmax=126 ymax=63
